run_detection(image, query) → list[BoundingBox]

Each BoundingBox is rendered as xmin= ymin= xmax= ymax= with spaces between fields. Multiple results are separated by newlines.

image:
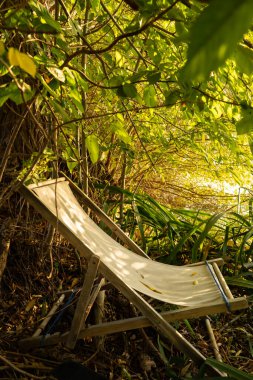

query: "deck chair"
xmin=18 ymin=176 xmax=248 ymax=375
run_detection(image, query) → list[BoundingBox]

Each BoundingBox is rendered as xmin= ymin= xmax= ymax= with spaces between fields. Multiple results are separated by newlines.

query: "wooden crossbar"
xmin=19 ymin=296 xmax=247 ymax=351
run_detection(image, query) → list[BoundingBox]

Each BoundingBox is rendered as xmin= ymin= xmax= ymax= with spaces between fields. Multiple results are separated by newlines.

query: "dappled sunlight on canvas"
xmin=33 ymin=181 xmax=223 ymax=307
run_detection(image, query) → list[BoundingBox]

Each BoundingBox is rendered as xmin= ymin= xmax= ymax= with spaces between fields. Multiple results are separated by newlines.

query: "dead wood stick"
xmin=218 ymin=312 xmax=245 ymax=333
xmin=4 ymin=351 xmax=59 ymax=365
xmin=93 ymin=278 xmax=106 ymax=349
xmin=0 ymin=219 xmax=13 ymax=294
xmin=130 ymin=304 xmax=165 ymax=363
xmin=44 ymin=225 xmax=55 ymax=279
xmin=205 ymin=317 xmax=223 ymax=362
xmin=33 ymin=294 xmax=65 ymax=337
xmin=0 ymin=354 xmax=46 ymax=379
xmin=0 ymin=238 xmax=10 ymax=286
xmin=205 ymin=317 xmax=228 ymax=377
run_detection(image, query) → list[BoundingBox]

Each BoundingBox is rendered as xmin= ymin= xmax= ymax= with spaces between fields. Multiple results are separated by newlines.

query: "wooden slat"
xmin=61 ymin=173 xmax=149 ymax=258
xmin=212 ymin=262 xmax=234 ymax=299
xmin=187 ymin=258 xmax=224 ymax=267
xmin=19 ymin=332 xmax=67 ymax=351
xmin=78 ymin=296 xmax=248 ymax=338
xmin=66 ymin=255 xmax=100 ymax=349
xmin=18 ymin=296 xmax=248 ymax=351
xmin=82 ymin=277 xmax=105 ymax=323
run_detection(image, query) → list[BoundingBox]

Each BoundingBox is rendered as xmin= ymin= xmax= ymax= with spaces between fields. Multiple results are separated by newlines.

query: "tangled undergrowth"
xmin=0 ymin=206 xmax=252 ymax=379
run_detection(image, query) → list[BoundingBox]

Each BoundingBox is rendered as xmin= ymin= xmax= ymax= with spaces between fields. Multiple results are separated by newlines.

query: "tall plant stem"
xmin=79 ymin=1 xmax=90 ymax=194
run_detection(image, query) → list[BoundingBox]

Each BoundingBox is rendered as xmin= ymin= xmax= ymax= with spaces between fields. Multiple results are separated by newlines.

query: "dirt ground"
xmin=0 ymin=213 xmax=252 ymax=379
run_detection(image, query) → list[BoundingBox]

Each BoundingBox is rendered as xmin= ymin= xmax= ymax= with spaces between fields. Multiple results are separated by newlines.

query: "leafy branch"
xmin=61 ymin=0 xmax=180 ymax=65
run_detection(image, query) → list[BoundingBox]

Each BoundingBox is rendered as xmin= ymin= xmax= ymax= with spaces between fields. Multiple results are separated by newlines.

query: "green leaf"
xmin=73 ymin=71 xmax=89 ymax=92
xmin=30 ymin=1 xmax=61 ymax=32
xmin=157 ymin=336 xmax=170 ymax=366
xmin=86 ymin=134 xmax=99 ymax=164
xmin=182 ymin=0 xmax=253 ymax=82
xmin=62 ymin=147 xmax=78 ymax=174
xmin=234 ymin=44 xmax=253 ymax=76
xmin=204 ymin=358 xmax=253 ymax=379
xmin=67 ymin=161 xmax=78 ymax=173
xmin=0 ymin=63 xmax=8 ymax=77
xmin=0 ymin=82 xmax=34 ymax=105
xmin=191 ymin=212 xmax=225 ymax=262
xmin=37 ymin=73 xmax=58 ymax=98
xmin=117 ymin=83 xmax=138 ymax=98
xmin=249 ymin=137 xmax=253 ymax=156
xmin=143 ymin=85 xmax=157 ymax=107
xmin=8 ymin=48 xmax=36 ymax=78
xmin=226 ymin=277 xmax=253 ymax=289
xmin=0 ymin=83 xmax=12 ymax=106
xmin=0 ymin=41 xmax=5 ymax=56
xmin=165 ymin=89 xmax=181 ymax=106
xmin=49 ymin=99 xmax=73 ymax=123
xmin=90 ymin=0 xmax=100 ymax=12
xmin=110 ymin=122 xmax=131 ymax=145
xmin=122 ymin=83 xmax=138 ymax=98
xmin=125 ymin=13 xmax=150 ymax=33
xmin=147 ymin=71 xmax=161 ymax=84
xmin=47 ymin=66 xmax=65 ymax=82
xmin=175 ymin=21 xmax=189 ymax=42
xmin=108 ymin=75 xmax=124 ymax=87
xmin=0 ymin=95 xmax=8 ymax=107
xmin=9 ymin=85 xmax=34 ymax=105
xmin=236 ymin=109 xmax=253 ymax=135
xmin=115 ymin=51 xmax=125 ymax=67
xmin=70 ymin=88 xmax=84 ymax=113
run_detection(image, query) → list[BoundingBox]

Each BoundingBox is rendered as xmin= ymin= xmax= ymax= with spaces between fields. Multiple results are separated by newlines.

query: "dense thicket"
xmin=0 ymin=0 xmax=253 ymax=208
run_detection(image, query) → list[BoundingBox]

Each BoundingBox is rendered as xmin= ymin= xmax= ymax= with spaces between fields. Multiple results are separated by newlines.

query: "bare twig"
xmin=0 ymin=354 xmax=46 ymax=379
xmin=100 ymin=0 xmax=150 ymax=66
xmin=62 ymin=0 xmax=180 ymax=65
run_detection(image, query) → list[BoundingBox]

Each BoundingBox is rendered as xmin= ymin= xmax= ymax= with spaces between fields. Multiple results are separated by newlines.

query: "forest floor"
xmin=0 ymin=214 xmax=252 ymax=379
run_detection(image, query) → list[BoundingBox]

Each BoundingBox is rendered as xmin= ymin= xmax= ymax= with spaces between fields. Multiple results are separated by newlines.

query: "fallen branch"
xmin=0 ymin=354 xmax=46 ymax=379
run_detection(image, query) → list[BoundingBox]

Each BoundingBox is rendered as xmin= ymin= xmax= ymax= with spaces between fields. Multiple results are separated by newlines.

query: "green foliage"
xmin=8 ymin=47 xmax=36 ymax=77
xmin=0 ymin=82 xmax=34 ymax=106
xmin=202 ymin=358 xmax=253 ymax=380
xmin=143 ymin=85 xmax=157 ymax=107
xmin=236 ymin=108 xmax=253 ymax=135
xmin=86 ymin=135 xmax=100 ymax=164
xmin=235 ymin=44 xmax=253 ymax=77
xmin=99 ymin=184 xmax=253 ymax=291
xmin=1 ymin=0 xmax=253 ymax=272
xmin=117 ymin=84 xmax=138 ymax=99
xmin=110 ymin=122 xmax=132 ymax=145
xmin=0 ymin=41 xmax=5 ymax=56
xmin=1 ymin=0 xmax=253 ymax=184
xmin=182 ymin=0 xmax=253 ymax=82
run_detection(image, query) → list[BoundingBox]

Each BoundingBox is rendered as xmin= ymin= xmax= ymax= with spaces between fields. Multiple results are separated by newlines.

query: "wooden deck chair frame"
xmin=18 ymin=176 xmax=248 ymax=376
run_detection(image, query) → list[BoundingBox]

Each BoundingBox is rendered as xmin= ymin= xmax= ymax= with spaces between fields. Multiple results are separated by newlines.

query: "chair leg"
xmin=93 ymin=278 xmax=106 ymax=350
xmin=66 ymin=255 xmax=100 ymax=349
xmin=99 ymin=262 xmax=224 ymax=376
